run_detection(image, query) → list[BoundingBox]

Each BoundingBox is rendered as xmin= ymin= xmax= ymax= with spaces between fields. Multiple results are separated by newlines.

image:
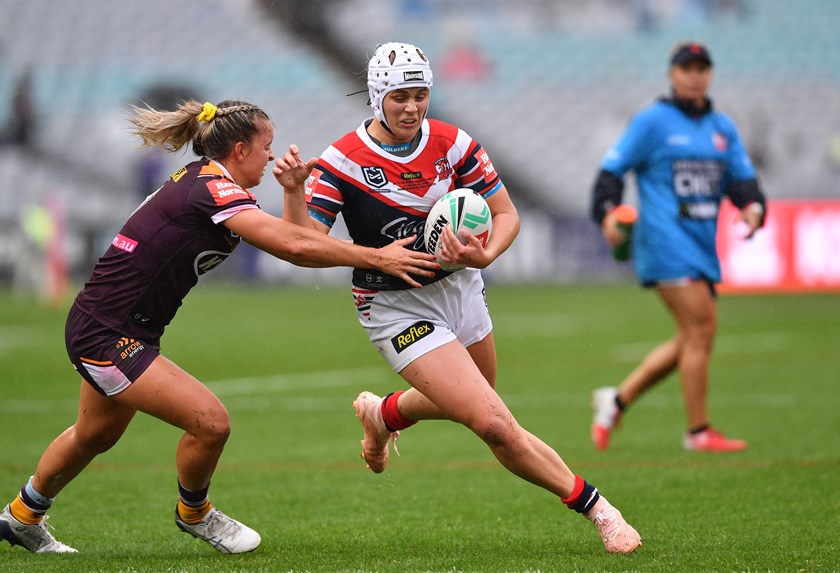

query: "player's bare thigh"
xmin=111 ymin=354 xmax=229 ymax=436
xmin=73 ymin=380 xmax=137 ymax=448
xmin=466 ymin=331 xmax=497 ymax=389
xmin=657 ymin=281 xmax=717 ymax=339
xmin=400 ymin=339 xmax=509 ymax=427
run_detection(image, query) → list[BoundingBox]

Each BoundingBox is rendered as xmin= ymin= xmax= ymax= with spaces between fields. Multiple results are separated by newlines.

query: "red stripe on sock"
xmin=561 ymin=474 xmax=585 ymax=505
xmin=381 ymin=390 xmax=417 ymax=432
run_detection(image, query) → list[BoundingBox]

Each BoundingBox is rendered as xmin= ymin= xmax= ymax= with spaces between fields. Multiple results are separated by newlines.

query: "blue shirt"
xmin=601 ymin=99 xmax=756 ymax=284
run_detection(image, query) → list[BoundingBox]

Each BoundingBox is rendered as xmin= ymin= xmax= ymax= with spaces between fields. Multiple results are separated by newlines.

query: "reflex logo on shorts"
xmin=391 ymin=320 xmax=435 ymax=354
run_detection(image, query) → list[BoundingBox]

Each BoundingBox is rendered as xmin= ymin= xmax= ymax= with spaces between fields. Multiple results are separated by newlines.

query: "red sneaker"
xmin=683 ymin=428 xmax=747 ymax=452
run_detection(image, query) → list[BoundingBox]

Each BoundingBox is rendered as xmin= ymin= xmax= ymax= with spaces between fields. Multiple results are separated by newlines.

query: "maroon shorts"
xmin=65 ymin=304 xmax=160 ymax=396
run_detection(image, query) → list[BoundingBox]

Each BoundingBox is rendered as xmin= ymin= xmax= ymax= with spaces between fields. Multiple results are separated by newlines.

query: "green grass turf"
xmin=1 ymin=282 xmax=838 ymax=572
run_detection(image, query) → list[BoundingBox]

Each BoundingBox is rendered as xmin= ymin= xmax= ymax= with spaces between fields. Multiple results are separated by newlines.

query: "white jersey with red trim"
xmin=305 ymin=118 xmax=502 ymax=290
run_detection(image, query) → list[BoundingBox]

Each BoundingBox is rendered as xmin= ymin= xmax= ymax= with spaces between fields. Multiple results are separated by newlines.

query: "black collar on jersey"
xmin=661 ymin=92 xmax=713 ymax=118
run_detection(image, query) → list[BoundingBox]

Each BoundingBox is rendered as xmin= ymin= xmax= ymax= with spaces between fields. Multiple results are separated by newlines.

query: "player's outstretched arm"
xmin=224 ymin=210 xmax=438 ymax=287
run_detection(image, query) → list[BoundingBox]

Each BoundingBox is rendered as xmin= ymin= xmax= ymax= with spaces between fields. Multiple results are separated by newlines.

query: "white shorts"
xmin=352 ymin=269 xmax=493 ymax=373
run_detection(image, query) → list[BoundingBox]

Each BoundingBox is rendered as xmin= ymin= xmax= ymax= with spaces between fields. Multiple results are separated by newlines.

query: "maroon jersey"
xmin=73 ymin=159 xmax=259 ymax=342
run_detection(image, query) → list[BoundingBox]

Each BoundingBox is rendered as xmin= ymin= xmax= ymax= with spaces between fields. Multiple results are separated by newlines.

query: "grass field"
xmin=1 ymin=282 xmax=838 ymax=573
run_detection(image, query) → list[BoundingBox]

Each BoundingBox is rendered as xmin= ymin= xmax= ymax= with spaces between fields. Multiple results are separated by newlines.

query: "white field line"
xmin=204 ymin=366 xmax=388 ymax=396
xmin=0 ymin=366 xmax=392 ymax=414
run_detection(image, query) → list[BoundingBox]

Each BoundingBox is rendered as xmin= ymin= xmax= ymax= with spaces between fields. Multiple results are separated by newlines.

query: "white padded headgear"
xmin=367 ymin=42 xmax=433 ymax=129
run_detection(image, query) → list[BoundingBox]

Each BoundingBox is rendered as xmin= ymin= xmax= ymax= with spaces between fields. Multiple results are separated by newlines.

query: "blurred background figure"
xmin=439 ymin=24 xmax=493 ymax=83
xmin=2 ymin=66 xmax=37 ymax=149
xmin=588 ymin=41 xmax=766 ymax=453
xmin=134 ymin=149 xmax=165 ymax=201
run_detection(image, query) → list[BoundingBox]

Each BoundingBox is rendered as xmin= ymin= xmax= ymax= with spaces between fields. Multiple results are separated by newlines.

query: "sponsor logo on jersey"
xmin=112 ymin=233 xmax=138 ymax=253
xmin=133 ymin=313 xmax=151 ymax=325
xmin=381 ymin=218 xmax=426 ymax=250
xmin=391 ymin=320 xmax=435 ymax=353
xmin=194 ymin=250 xmax=230 ymax=276
xmin=712 ymin=132 xmax=728 ymax=151
xmin=115 ymin=337 xmax=145 ymax=360
xmin=363 ymin=166 xmax=388 ymax=188
xmin=171 ymin=166 xmax=188 ymax=182
xmin=207 ymin=180 xmax=252 ymax=206
xmin=679 ymin=201 xmax=719 ymax=220
xmin=478 ymin=151 xmax=496 ymax=181
xmin=403 ymin=71 xmax=425 ymax=82
xmin=401 ymin=171 xmax=423 ymax=180
xmin=305 ymin=169 xmax=322 ymax=198
xmin=673 ymin=159 xmax=724 ymax=199
xmin=667 ymin=134 xmax=691 ymax=146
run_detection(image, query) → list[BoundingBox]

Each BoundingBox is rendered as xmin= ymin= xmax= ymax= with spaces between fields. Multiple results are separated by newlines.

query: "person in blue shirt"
xmin=589 ymin=41 xmax=766 ymax=453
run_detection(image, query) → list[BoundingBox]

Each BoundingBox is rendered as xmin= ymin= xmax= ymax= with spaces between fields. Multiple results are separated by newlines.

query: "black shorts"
xmin=65 ymin=304 xmax=160 ymax=396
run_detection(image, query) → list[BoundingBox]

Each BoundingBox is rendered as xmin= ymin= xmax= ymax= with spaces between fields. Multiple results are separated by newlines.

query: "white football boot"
xmin=353 ymin=391 xmax=399 ymax=473
xmin=0 ymin=504 xmax=77 ymax=553
xmin=175 ymin=506 xmax=260 ymax=554
xmin=591 ymin=387 xmax=621 ymax=450
xmin=586 ymin=496 xmax=642 ymax=554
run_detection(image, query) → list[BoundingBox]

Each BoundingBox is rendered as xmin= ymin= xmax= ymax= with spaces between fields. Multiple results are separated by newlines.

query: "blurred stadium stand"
xmin=0 ymin=0 xmax=838 ymax=289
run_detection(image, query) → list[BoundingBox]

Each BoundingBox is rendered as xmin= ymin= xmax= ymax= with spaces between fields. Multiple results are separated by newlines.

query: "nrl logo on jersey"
xmin=362 ymin=166 xmax=389 ymax=189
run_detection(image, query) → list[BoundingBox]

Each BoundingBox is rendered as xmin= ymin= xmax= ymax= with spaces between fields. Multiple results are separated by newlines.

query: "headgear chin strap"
xmin=367 ymin=42 xmax=433 ymax=130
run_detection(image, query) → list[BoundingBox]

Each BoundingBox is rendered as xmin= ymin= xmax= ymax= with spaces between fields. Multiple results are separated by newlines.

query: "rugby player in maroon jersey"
xmin=0 ymin=99 xmax=438 ymax=554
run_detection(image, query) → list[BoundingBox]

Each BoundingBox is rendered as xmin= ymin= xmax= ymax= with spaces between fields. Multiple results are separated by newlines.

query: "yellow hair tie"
xmin=197 ymin=102 xmax=217 ymax=123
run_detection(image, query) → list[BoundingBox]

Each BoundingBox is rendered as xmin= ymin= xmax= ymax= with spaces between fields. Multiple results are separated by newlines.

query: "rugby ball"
xmin=423 ymin=188 xmax=492 ymax=271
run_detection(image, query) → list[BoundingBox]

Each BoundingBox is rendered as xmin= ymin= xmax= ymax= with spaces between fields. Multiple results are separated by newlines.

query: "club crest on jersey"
xmin=435 ymin=157 xmax=453 ymax=179
xmin=712 ymin=132 xmax=728 ymax=151
xmin=362 ymin=166 xmax=388 ymax=189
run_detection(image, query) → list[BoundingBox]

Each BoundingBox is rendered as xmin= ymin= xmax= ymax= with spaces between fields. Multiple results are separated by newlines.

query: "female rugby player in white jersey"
xmin=278 ymin=42 xmax=641 ymax=554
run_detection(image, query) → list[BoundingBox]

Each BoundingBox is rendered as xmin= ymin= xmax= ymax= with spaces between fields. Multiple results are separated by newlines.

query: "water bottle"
xmin=611 ymin=205 xmax=637 ymax=261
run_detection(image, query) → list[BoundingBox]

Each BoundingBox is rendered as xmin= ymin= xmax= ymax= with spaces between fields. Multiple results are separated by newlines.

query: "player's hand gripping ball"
xmin=423 ymin=188 xmax=493 ymax=271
